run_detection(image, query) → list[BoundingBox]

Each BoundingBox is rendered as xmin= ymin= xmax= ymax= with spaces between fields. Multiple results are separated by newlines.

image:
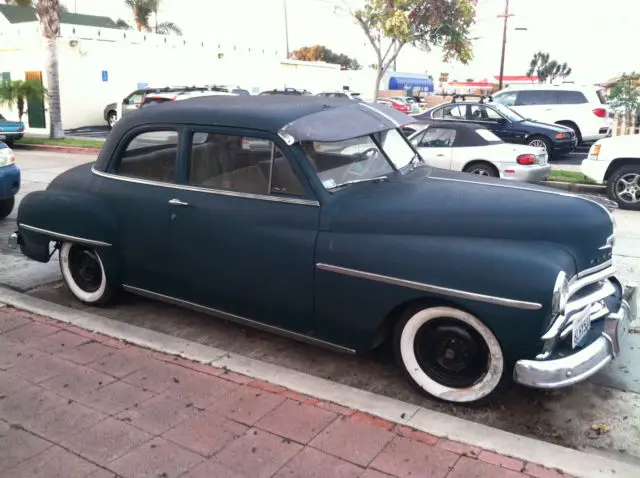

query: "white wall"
xmin=0 ymin=22 xmax=344 ymax=131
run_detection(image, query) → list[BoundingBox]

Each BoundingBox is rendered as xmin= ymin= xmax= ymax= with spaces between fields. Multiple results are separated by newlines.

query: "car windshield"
xmin=303 ymin=129 xmax=419 ymax=191
xmin=491 ymin=103 xmax=525 ymax=122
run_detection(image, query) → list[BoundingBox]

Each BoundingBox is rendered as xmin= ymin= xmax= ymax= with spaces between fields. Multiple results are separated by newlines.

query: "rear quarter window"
xmin=557 ymin=91 xmax=588 ymax=104
xmin=515 ymin=90 xmax=558 ymax=106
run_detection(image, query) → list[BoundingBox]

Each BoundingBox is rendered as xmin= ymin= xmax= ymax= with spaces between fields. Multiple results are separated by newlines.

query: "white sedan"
xmin=581 ymin=134 xmax=640 ymax=210
xmin=408 ymin=122 xmax=551 ymax=183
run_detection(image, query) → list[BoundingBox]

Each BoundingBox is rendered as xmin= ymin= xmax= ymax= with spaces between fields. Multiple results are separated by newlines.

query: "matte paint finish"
xmin=13 ymin=98 xmax=616 ymax=357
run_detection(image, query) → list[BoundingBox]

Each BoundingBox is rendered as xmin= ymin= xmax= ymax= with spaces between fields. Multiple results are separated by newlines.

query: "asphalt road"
xmin=2 ymin=150 xmax=639 ymax=466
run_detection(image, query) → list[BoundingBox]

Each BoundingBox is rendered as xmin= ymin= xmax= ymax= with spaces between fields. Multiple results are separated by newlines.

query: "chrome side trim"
xmin=577 ymin=260 xmax=612 ymax=279
xmin=18 ymin=224 xmax=112 ymax=247
xmin=316 ymin=263 xmax=542 ymax=310
xmin=122 ymin=285 xmax=356 ymax=354
xmin=91 ymin=167 xmax=320 ymax=207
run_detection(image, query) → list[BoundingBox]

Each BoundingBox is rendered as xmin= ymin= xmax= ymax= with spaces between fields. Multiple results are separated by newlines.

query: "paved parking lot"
xmin=1 ymin=149 xmax=639 ymax=467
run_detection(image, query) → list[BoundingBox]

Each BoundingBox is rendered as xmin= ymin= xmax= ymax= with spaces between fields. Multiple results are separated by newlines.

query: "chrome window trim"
xmin=122 ymin=285 xmax=355 ymax=354
xmin=18 ymin=223 xmax=112 ymax=247
xmin=316 ymin=263 xmax=542 ymax=310
xmin=91 ymin=167 xmax=320 ymax=207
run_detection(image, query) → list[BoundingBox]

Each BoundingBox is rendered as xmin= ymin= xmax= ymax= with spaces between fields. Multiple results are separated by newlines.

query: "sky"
xmin=60 ymin=0 xmax=637 ymax=84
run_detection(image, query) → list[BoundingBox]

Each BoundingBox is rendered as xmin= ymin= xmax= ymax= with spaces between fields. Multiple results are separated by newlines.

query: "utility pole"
xmin=283 ymin=0 xmax=290 ymax=59
xmin=497 ymin=0 xmax=514 ymax=90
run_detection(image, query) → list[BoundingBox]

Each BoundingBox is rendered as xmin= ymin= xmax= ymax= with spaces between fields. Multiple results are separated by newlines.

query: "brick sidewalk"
xmin=0 ymin=306 xmax=572 ymax=478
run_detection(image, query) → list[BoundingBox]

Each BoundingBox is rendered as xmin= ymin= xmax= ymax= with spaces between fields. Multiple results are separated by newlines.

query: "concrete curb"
xmin=542 ymin=181 xmax=607 ymax=194
xmin=12 ymin=144 xmax=101 ymax=155
xmin=0 ymin=286 xmax=638 ymax=478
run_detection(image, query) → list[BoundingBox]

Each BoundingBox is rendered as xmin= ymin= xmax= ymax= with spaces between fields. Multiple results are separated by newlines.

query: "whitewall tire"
xmin=59 ymin=242 xmax=114 ymax=305
xmin=394 ymin=306 xmax=506 ymax=406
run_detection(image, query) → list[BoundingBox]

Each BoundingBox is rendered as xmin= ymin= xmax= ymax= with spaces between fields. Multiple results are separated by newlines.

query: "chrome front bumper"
xmin=514 ymin=283 xmax=636 ymax=389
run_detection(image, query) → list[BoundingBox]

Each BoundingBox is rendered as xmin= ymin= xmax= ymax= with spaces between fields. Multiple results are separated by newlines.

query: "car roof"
xmin=97 ymin=96 xmax=416 ymax=169
xmin=499 ymin=83 xmax=601 ymax=92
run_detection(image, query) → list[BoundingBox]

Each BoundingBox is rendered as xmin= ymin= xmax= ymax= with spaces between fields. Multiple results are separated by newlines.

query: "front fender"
xmin=16 ymin=190 xmax=119 ymax=264
xmin=314 ymin=232 xmax=576 ymax=360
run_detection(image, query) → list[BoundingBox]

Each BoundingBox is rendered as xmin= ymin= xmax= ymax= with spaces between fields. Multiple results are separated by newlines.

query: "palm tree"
xmin=0 ymin=79 xmax=48 ymax=122
xmin=124 ymin=0 xmax=182 ymax=35
xmin=35 ymin=0 xmax=63 ymax=138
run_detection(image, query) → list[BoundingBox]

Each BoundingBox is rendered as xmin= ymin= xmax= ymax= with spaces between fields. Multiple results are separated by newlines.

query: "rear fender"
xmin=16 ymin=190 xmax=119 ymax=268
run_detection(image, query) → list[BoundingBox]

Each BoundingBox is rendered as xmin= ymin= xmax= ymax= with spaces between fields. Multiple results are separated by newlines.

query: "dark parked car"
xmin=0 ymin=141 xmax=19 ymax=219
xmin=9 ymin=96 xmax=635 ymax=406
xmin=411 ymin=98 xmax=577 ymax=157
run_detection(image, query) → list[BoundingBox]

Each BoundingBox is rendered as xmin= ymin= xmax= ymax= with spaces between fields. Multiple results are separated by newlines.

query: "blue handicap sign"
xmin=101 ymin=70 xmax=108 ymax=82
xmin=137 ymin=82 xmax=148 ymax=89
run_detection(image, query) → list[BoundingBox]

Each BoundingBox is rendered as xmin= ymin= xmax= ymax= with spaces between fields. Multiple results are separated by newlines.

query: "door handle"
xmin=168 ymin=198 xmax=189 ymax=207
xmin=436 ymin=154 xmax=445 ymax=157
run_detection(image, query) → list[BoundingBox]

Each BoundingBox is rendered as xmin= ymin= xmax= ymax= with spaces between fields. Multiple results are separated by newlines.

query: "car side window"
xmin=557 ymin=91 xmax=588 ymax=104
xmin=188 ymin=132 xmax=304 ymax=197
xmin=419 ymin=128 xmax=456 ymax=147
xmin=515 ymin=90 xmax=557 ymax=106
xmin=493 ymin=91 xmax=517 ymax=106
xmin=469 ymin=105 xmax=502 ymax=122
xmin=116 ymin=130 xmax=179 ymax=182
xmin=439 ymin=105 xmax=466 ymax=120
xmin=125 ymin=93 xmax=143 ymax=105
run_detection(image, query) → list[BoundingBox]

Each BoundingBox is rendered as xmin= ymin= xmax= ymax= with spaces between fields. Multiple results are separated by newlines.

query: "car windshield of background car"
xmin=304 ymin=134 xmax=396 ymax=190
xmin=492 ymin=103 xmax=525 ymax=122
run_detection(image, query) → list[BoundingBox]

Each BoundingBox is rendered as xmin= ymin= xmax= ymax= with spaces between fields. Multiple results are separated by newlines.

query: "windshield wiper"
xmin=327 ymin=175 xmax=389 ymax=190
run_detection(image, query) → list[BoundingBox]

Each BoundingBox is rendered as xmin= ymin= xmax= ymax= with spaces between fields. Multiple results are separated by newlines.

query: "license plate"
xmin=572 ymin=306 xmax=592 ymax=348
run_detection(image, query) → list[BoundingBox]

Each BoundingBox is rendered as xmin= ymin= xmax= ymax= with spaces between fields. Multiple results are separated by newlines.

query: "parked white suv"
xmin=492 ymin=84 xmax=611 ymax=143
xmin=581 ymin=134 xmax=640 ymax=210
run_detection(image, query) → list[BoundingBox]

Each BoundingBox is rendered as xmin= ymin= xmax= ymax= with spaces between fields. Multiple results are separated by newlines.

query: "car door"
xmin=167 ymin=127 xmax=320 ymax=335
xmin=96 ymin=127 xmax=182 ymax=295
xmin=468 ymin=104 xmax=522 ymax=143
xmin=410 ymin=126 xmax=455 ymax=169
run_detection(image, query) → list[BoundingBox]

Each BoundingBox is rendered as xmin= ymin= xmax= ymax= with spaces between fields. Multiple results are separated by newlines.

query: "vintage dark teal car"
xmin=8 ymin=96 xmax=637 ymax=405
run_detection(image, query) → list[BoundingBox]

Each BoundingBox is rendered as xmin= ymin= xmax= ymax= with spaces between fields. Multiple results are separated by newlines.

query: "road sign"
xmin=101 ymin=70 xmax=108 ymax=82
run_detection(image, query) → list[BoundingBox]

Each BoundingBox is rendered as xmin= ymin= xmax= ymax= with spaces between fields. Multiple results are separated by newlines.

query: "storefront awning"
xmin=388 ymin=73 xmax=434 ymax=93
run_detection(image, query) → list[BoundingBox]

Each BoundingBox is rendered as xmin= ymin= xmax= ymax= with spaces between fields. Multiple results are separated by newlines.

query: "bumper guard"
xmin=514 ymin=283 xmax=636 ymax=389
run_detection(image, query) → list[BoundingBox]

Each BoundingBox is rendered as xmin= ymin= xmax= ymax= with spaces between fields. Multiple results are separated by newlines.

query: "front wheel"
xmin=107 ymin=111 xmax=118 ymax=129
xmin=59 ymin=242 xmax=116 ymax=305
xmin=0 ymin=197 xmax=14 ymax=220
xmin=394 ymin=306 xmax=507 ymax=406
xmin=607 ymin=165 xmax=640 ymax=210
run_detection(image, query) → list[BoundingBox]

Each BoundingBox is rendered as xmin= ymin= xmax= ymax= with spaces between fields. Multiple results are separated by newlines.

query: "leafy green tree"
xmin=343 ymin=0 xmax=478 ymax=98
xmin=124 ymin=0 xmax=182 ymax=35
xmin=526 ymin=51 xmax=572 ymax=84
xmin=608 ymin=72 xmax=640 ymax=118
xmin=0 ymin=78 xmax=48 ymax=122
xmin=292 ymin=45 xmax=361 ymax=70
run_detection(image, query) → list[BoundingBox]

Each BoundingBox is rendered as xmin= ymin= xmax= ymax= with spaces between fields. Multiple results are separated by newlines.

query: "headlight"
xmin=0 ymin=148 xmax=15 ymax=168
xmin=551 ymin=271 xmax=570 ymax=315
xmin=588 ymin=144 xmax=601 ymax=160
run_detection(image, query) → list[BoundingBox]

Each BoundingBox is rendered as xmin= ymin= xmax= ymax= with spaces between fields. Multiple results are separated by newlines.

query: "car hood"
xmin=519 ymin=119 xmax=571 ymax=133
xmin=327 ymin=167 xmax=614 ymax=274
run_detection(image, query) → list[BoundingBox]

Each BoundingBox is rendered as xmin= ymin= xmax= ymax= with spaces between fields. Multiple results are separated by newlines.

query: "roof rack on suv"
xmin=450 ymin=93 xmax=493 ymax=104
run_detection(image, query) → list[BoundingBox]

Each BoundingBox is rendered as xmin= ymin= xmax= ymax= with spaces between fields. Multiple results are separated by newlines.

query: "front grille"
xmin=537 ymin=267 xmax=616 ymax=359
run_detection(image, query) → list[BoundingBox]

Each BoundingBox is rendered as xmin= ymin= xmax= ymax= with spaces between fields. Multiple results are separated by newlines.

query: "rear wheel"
xmin=59 ymin=242 xmax=116 ymax=305
xmin=394 ymin=306 xmax=507 ymax=406
xmin=463 ymin=161 xmax=498 ymax=177
xmin=0 ymin=197 xmax=14 ymax=220
xmin=607 ymin=165 xmax=640 ymax=210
